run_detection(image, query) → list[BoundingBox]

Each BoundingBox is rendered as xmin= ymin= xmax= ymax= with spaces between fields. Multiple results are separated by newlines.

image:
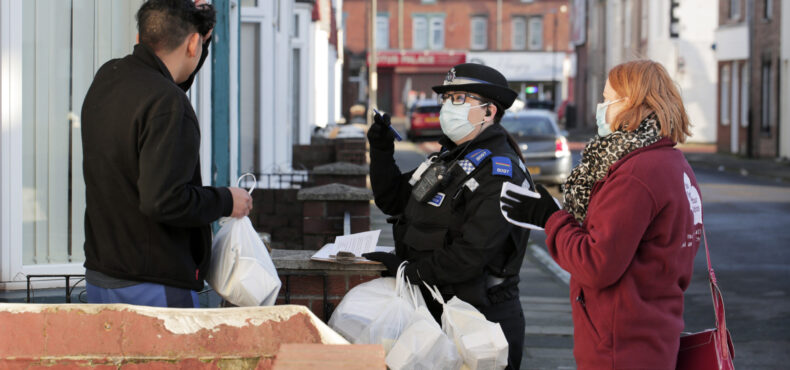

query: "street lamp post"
xmin=369 ymin=0 xmax=378 ymax=121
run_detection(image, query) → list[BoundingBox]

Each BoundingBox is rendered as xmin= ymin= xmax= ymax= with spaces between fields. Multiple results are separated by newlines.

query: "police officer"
xmin=363 ymin=63 xmax=533 ymax=370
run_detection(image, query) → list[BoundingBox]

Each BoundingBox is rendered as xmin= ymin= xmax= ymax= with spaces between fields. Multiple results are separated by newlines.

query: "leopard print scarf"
xmin=563 ymin=115 xmax=662 ymax=223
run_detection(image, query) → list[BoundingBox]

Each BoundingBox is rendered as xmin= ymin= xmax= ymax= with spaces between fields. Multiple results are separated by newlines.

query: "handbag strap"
xmin=701 ymin=225 xmax=733 ymax=359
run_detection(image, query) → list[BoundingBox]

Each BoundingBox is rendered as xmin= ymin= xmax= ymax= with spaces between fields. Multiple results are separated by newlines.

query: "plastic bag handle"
xmin=422 ymin=281 xmax=445 ymax=306
xmin=236 ymin=172 xmax=257 ymax=194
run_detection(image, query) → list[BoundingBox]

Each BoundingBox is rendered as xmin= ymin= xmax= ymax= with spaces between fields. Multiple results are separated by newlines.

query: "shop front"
xmin=374 ymin=51 xmax=466 ymax=118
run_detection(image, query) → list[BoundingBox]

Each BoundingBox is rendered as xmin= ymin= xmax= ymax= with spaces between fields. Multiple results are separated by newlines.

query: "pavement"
xmin=565 ymin=126 xmax=790 ymax=184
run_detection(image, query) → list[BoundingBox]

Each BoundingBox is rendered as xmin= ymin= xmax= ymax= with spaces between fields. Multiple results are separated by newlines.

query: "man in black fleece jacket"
xmin=80 ymin=0 xmax=251 ymax=307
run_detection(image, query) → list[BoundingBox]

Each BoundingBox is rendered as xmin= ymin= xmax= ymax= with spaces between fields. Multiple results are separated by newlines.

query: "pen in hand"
xmin=373 ymin=108 xmax=403 ymax=141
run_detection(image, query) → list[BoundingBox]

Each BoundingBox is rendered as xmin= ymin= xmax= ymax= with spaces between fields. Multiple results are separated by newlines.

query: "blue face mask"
xmin=595 ymin=98 xmax=624 ymax=137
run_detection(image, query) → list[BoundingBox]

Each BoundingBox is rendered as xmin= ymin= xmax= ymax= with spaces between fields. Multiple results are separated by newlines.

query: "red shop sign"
xmin=371 ymin=51 xmax=466 ymax=67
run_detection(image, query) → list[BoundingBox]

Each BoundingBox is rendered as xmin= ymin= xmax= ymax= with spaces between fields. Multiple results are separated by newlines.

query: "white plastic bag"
xmin=424 ymin=284 xmax=509 ymax=370
xmin=386 ymin=282 xmax=462 ymax=370
xmin=329 ymin=263 xmax=424 ymax=353
xmin=207 ymin=174 xmax=281 ymax=307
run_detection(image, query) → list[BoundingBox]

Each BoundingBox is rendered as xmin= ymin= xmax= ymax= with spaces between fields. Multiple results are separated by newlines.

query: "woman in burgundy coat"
xmin=501 ymin=60 xmax=703 ymax=369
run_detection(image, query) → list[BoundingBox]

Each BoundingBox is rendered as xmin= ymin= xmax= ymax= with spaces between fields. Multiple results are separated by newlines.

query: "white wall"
xmin=605 ymin=0 xmax=623 ymax=70
xmin=313 ymin=25 xmax=330 ymax=129
xmin=646 ymin=0 xmax=718 ymax=143
xmin=781 ymin=1 xmax=790 ymax=159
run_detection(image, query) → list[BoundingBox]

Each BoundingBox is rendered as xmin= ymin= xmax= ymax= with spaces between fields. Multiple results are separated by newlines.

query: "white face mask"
xmin=595 ymin=98 xmax=624 ymax=137
xmin=439 ymin=101 xmax=488 ymax=142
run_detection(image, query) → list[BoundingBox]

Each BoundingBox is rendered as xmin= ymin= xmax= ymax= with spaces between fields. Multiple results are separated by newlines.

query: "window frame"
xmin=512 ymin=16 xmax=527 ymax=50
xmin=729 ymin=0 xmax=742 ymax=20
xmin=376 ymin=12 xmax=390 ymax=50
xmin=429 ymin=16 xmax=445 ymax=50
xmin=412 ymin=16 xmax=428 ymax=49
xmin=470 ymin=16 xmax=488 ymax=50
xmin=720 ymin=64 xmax=731 ymax=126
xmin=761 ymin=60 xmax=772 ymax=132
xmin=527 ymin=16 xmax=544 ymax=51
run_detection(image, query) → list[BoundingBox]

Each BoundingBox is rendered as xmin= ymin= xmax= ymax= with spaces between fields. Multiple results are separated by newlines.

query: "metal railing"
xmin=240 ymin=171 xmax=311 ymax=189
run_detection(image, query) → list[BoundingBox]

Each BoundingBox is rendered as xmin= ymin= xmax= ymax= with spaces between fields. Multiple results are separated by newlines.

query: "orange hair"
xmin=608 ymin=60 xmax=692 ymax=143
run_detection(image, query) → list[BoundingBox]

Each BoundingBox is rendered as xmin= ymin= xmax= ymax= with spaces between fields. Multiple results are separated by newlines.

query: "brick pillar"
xmin=249 ymin=189 xmax=303 ymax=250
xmin=298 ymin=183 xmax=373 ymax=251
xmin=311 ymin=162 xmax=369 ymax=188
xmin=334 ymin=138 xmax=367 ymax=165
xmin=271 ymin=250 xmax=387 ymax=322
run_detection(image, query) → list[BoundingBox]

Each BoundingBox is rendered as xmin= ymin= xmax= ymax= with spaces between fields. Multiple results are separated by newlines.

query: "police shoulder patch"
xmin=465 ymin=148 xmax=491 ymax=166
xmin=491 ymin=156 xmax=513 ymax=178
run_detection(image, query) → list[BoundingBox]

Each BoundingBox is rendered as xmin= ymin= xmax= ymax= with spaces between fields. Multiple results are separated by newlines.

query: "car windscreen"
xmin=414 ymin=105 xmax=441 ymax=114
xmin=500 ymin=116 xmax=557 ymax=137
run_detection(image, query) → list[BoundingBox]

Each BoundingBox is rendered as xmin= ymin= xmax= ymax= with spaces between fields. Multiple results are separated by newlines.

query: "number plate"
xmin=527 ymin=166 xmax=541 ymax=175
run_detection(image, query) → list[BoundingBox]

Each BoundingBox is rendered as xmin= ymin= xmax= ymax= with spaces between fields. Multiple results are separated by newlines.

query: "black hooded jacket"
xmin=81 ymin=42 xmax=232 ymax=290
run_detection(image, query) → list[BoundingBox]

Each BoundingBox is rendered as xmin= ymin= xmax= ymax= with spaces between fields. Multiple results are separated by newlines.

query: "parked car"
xmin=406 ymin=99 xmax=442 ymax=139
xmin=500 ymin=110 xmax=572 ymax=188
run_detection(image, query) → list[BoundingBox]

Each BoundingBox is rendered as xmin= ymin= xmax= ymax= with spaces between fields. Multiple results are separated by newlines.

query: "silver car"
xmin=501 ymin=110 xmax=572 ymax=188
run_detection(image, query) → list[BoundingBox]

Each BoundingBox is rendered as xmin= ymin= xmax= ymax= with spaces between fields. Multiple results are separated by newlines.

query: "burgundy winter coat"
xmin=546 ymin=138 xmax=703 ymax=369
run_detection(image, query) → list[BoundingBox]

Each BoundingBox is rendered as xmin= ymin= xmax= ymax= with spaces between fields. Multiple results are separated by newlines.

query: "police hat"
xmin=432 ymin=63 xmax=518 ymax=109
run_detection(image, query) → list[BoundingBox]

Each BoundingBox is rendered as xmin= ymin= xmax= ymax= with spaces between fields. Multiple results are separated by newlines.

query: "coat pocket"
xmin=573 ymin=289 xmax=603 ymax=344
xmin=402 ymin=225 xmax=448 ymax=252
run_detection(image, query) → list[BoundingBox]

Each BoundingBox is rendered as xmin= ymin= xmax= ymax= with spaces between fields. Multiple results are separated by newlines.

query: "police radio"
xmin=411 ymin=161 xmax=451 ymax=203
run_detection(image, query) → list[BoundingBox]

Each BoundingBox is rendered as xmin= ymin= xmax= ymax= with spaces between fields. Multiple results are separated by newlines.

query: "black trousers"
xmin=479 ymin=298 xmax=526 ymax=370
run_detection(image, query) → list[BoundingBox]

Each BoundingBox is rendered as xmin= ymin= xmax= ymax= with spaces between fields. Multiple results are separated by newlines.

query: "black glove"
xmin=362 ymin=251 xmax=403 ymax=277
xmin=500 ymin=184 xmax=561 ymax=229
xmin=367 ymin=111 xmax=395 ymax=151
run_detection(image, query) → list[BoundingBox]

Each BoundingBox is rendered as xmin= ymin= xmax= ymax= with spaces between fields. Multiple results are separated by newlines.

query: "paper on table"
xmin=311 ymin=243 xmax=394 ymax=262
xmin=334 ymin=229 xmax=381 ymax=256
xmin=499 ymin=181 xmax=546 ymax=231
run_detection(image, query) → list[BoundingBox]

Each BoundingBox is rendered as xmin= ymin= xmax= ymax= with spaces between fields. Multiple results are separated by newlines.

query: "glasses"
xmin=438 ymin=92 xmax=485 ymax=105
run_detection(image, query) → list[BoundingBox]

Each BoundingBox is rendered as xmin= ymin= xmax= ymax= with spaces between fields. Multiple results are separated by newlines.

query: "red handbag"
xmin=677 ymin=227 xmax=735 ymax=370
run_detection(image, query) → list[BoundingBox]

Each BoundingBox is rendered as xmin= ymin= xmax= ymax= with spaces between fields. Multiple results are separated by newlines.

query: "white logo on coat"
xmin=684 ymin=172 xmax=702 ymax=225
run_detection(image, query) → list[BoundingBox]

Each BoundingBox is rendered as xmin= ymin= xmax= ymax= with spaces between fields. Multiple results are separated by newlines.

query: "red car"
xmin=406 ymin=99 xmax=442 ymax=139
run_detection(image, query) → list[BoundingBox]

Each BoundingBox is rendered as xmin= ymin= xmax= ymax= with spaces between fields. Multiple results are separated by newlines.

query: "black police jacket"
xmin=370 ymin=124 xmax=531 ymax=307
xmin=81 ymin=42 xmax=232 ymax=291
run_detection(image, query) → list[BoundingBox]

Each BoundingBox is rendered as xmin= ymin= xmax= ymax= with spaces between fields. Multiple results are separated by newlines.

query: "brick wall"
xmin=293 ymin=143 xmax=336 ymax=170
xmin=275 ymin=273 xmax=380 ymax=321
xmin=249 ymin=189 xmax=303 ymax=250
xmin=0 ymin=304 xmax=376 ymax=369
xmin=302 ymin=200 xmax=371 ymax=251
xmin=344 ymin=0 xmax=571 ymax=53
xmin=293 ymin=138 xmax=367 ymax=169
xmin=749 ymin=0 xmax=781 ymax=158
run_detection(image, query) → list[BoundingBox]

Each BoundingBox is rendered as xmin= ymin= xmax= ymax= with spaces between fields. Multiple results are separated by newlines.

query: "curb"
xmin=528 ymin=244 xmax=570 ymax=286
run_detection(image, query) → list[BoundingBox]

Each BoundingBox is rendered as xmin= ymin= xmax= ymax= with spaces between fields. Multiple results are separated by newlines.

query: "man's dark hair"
xmin=137 ymin=0 xmax=216 ymax=52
